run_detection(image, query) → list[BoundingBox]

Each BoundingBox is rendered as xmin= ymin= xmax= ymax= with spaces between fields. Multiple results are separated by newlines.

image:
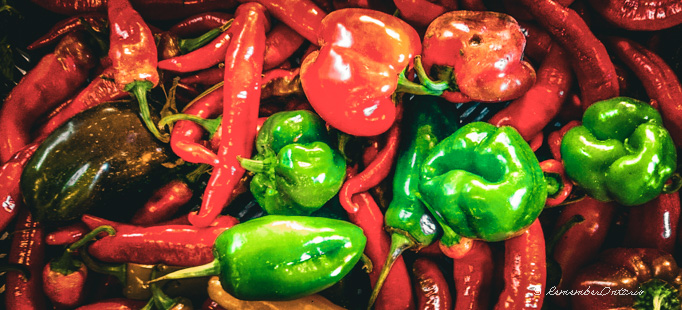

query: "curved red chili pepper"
xmin=0 ymin=143 xmax=39 ymax=232
xmin=540 ymin=159 xmax=573 ymax=207
xmin=5 ymin=209 xmax=48 ymax=310
xmin=624 ymin=192 xmax=680 ymax=254
xmin=169 ymin=12 xmax=234 ymax=36
xmin=412 ymin=257 xmax=452 ymax=310
xmin=130 ymin=179 xmax=194 ymax=226
xmin=169 ymin=86 xmax=223 ymax=165
xmin=189 ymin=2 xmax=270 ymax=228
xmin=29 ymin=0 xmax=238 ymax=20
xmin=81 ymin=214 xmax=238 ymax=266
xmin=239 ymin=0 xmax=327 ymax=44
xmin=393 ymin=0 xmax=457 ymax=29
xmin=550 ymin=197 xmax=615 ymax=308
xmin=74 ymin=298 xmax=148 ymax=310
xmin=588 ymin=0 xmax=682 ymax=31
xmin=547 ymin=120 xmax=580 ymax=161
xmin=517 ymin=0 xmax=619 ymax=109
xmin=494 ymin=219 xmax=546 ymax=310
xmin=27 ymin=13 xmax=108 ymax=50
xmin=607 ymin=36 xmax=682 ymax=147
xmin=452 ymin=240 xmax=494 ymax=310
xmin=0 ymin=33 xmax=95 ymax=163
xmin=489 ymin=44 xmax=572 ymax=141
xmin=46 ymin=223 xmax=90 ymax=246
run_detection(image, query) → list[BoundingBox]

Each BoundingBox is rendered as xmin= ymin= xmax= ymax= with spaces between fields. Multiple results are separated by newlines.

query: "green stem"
xmin=395 ymin=69 xmax=444 ymax=96
xmin=185 ymin=164 xmax=212 ymax=184
xmin=51 ymin=225 xmax=116 ymax=275
xmin=147 ymin=259 xmax=220 ymax=284
xmin=128 ymin=80 xmax=169 ymax=143
xmin=158 ymin=113 xmax=222 ymax=138
xmin=238 ymin=156 xmax=273 ymax=173
xmin=140 ymin=299 xmax=155 ymax=310
xmin=544 ymin=172 xmax=563 ymax=198
xmin=178 ymin=19 xmax=233 ymax=54
xmin=150 ymin=266 xmax=180 ymax=310
xmin=80 ymin=250 xmax=127 ymax=284
xmin=367 ymin=233 xmax=416 ymax=310
xmin=413 ymin=56 xmax=450 ymax=92
xmin=662 ymin=173 xmax=682 ymax=194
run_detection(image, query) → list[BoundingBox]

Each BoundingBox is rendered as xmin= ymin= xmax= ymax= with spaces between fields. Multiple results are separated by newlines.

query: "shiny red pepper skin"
xmin=81 ymin=214 xmax=238 ymax=266
xmin=489 ymin=44 xmax=572 ymax=140
xmin=588 ymin=0 xmax=682 ymax=31
xmin=158 ymin=28 xmax=233 ymax=73
xmin=393 ymin=0 xmax=458 ymax=29
xmin=169 ymin=12 xmax=234 ymax=36
xmin=452 ymin=240 xmax=493 ymax=310
xmin=27 ymin=13 xmax=108 ymax=50
xmin=607 ymin=36 xmax=682 ymax=147
xmin=301 ymin=9 xmax=420 ymax=136
xmin=624 ymin=192 xmax=680 ymax=255
xmin=240 ymin=0 xmax=327 ymax=43
xmin=0 ymin=33 xmax=95 ymax=163
xmin=517 ymin=0 xmax=619 ymax=109
xmin=412 ymin=257 xmax=452 ymax=310
xmin=170 ymin=86 xmax=223 ymax=165
xmin=74 ymin=298 xmax=148 ymax=310
xmin=494 ymin=219 xmax=546 ymax=310
xmin=0 ymin=143 xmax=39 ymax=232
xmin=550 ymin=197 xmax=615 ymax=308
xmin=261 ymin=23 xmax=306 ymax=70
xmin=548 ymin=120 xmax=580 ymax=161
xmin=29 ymin=0 xmax=238 ymax=20
xmin=5 ymin=210 xmax=47 ymax=310
xmin=130 ymin=179 xmax=194 ymax=226
xmin=422 ymin=11 xmax=536 ymax=103
xmin=46 ymin=222 xmax=90 ymax=246
xmin=189 ymin=2 xmax=270 ymax=227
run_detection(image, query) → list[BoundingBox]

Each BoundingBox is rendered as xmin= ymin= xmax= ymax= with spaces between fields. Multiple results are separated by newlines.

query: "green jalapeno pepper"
xmin=149 ymin=215 xmax=366 ymax=301
xmin=419 ymin=121 xmax=547 ymax=242
xmin=561 ymin=97 xmax=677 ymax=206
xmin=239 ymin=110 xmax=347 ymax=215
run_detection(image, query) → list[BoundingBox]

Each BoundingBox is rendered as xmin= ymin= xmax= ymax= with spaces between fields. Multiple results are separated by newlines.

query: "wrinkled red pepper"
xmin=588 ymin=0 xmax=682 ymax=31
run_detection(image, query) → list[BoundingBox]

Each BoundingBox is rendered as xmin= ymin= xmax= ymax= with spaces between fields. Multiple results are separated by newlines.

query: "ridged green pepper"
xmin=419 ymin=122 xmax=547 ymax=242
xmin=561 ymin=97 xmax=677 ymax=206
xmin=150 ymin=215 xmax=367 ymax=301
xmin=239 ymin=110 xmax=346 ymax=215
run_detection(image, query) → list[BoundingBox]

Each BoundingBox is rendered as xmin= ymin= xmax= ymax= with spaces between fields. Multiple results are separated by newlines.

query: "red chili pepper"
xmin=517 ymin=0 xmax=619 ymax=109
xmin=588 ymin=0 xmax=682 ymax=31
xmin=452 ymin=240 xmax=494 ymax=310
xmin=130 ymin=179 xmax=194 ymax=226
xmin=46 ymin=222 xmax=90 ymax=246
xmin=518 ymin=21 xmax=552 ymax=63
xmin=494 ymin=219 xmax=546 ymax=310
xmin=0 ymin=33 xmax=95 ymax=163
xmin=0 ymin=143 xmax=39 ymax=232
xmin=412 ymin=257 xmax=452 ymax=310
xmin=550 ymin=197 xmax=615 ymax=308
xmin=540 ymin=159 xmax=573 ymax=207
xmin=74 ymin=298 xmax=148 ymax=310
xmin=5 ymin=209 xmax=48 ymax=310
xmin=30 ymin=0 xmax=238 ymax=20
xmin=169 ymin=12 xmax=234 ymax=36
xmin=261 ymin=23 xmax=306 ymax=71
xmin=624 ymin=192 xmax=680 ymax=254
xmin=81 ymin=214 xmax=238 ymax=266
xmin=547 ymin=120 xmax=580 ymax=161
xmin=240 ymin=0 xmax=327 ymax=44
xmin=394 ymin=0 xmax=458 ymax=29
xmin=179 ymin=66 xmax=225 ymax=86
xmin=459 ymin=0 xmax=487 ymax=10
xmin=27 ymin=13 xmax=108 ymax=50
xmin=189 ymin=2 xmax=270 ymax=227
xmin=607 ymin=36 xmax=682 ymax=147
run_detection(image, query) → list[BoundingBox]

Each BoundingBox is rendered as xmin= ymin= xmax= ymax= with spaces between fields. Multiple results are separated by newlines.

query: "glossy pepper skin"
xmin=560 ymin=97 xmax=677 ymax=206
xmin=422 ymin=11 xmax=536 ymax=102
xmin=153 ymin=215 xmax=367 ymax=301
xmin=419 ymin=121 xmax=547 ymax=242
xmin=300 ymin=8 xmax=422 ymax=136
xmin=240 ymin=110 xmax=346 ymax=215
xmin=571 ymin=248 xmax=682 ymax=309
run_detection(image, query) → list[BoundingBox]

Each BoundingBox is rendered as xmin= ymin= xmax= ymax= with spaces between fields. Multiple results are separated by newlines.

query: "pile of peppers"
xmin=1 ymin=0 xmax=682 ymax=309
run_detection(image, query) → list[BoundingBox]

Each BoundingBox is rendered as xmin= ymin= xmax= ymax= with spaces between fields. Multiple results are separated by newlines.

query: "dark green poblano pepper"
xmin=419 ymin=121 xmax=547 ymax=242
xmin=149 ymin=215 xmax=367 ymax=301
xmin=561 ymin=97 xmax=677 ymax=206
xmin=238 ymin=110 xmax=347 ymax=215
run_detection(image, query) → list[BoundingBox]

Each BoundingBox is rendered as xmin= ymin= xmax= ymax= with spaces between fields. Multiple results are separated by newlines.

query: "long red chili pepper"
xmin=29 ymin=0 xmax=238 ymax=20
xmin=74 ymin=298 xmax=148 ymax=310
xmin=0 ymin=143 xmax=39 ymax=232
xmin=27 ymin=13 xmax=108 ymax=50
xmin=517 ymin=0 xmax=619 ymax=109
xmin=189 ymin=2 xmax=270 ymax=228
xmin=549 ymin=197 xmax=615 ymax=308
xmin=46 ymin=222 xmax=90 ymax=246
xmin=489 ymin=43 xmax=572 ymax=141
xmin=5 ymin=209 xmax=48 ymax=310
xmin=0 ymin=33 xmax=95 ymax=163
xmin=623 ymin=192 xmax=680 ymax=254
xmin=238 ymin=0 xmax=326 ymax=44
xmin=130 ymin=178 xmax=195 ymax=226
xmin=518 ymin=21 xmax=552 ymax=63
xmin=607 ymin=36 xmax=682 ymax=147
xmin=169 ymin=12 xmax=234 ymax=36
xmin=394 ymin=0 xmax=458 ymax=29
xmin=494 ymin=219 xmax=546 ymax=310
xmin=452 ymin=240 xmax=494 ymax=310
xmin=588 ymin=0 xmax=682 ymax=31
xmin=81 ymin=214 xmax=238 ymax=266
xmin=261 ymin=23 xmax=306 ymax=70
xmin=412 ymin=257 xmax=452 ymax=310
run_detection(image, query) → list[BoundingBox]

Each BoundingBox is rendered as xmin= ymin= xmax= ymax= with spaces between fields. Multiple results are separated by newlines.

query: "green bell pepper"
xmin=419 ymin=121 xmax=547 ymax=242
xmin=239 ymin=110 xmax=347 ymax=215
xmin=560 ymin=97 xmax=677 ymax=206
xmin=149 ymin=215 xmax=367 ymax=301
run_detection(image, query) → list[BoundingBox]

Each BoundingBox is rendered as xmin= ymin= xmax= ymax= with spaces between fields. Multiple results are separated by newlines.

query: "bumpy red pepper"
xmin=412 ymin=257 xmax=452 ymax=310
xmin=588 ymin=0 xmax=682 ymax=31
xmin=624 ymin=192 xmax=680 ymax=255
xmin=452 ymin=240 xmax=494 ymax=310
xmin=189 ymin=2 xmax=270 ymax=227
xmin=421 ymin=11 xmax=536 ymax=103
xmin=5 ymin=210 xmax=47 ymax=310
xmin=0 ymin=32 xmax=95 ymax=163
xmin=300 ymin=8 xmax=422 ymax=136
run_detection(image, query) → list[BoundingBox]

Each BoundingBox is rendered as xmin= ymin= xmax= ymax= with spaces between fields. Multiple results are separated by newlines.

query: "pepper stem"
xmin=50 ymin=225 xmax=116 ymax=275
xmin=366 ymin=233 xmax=416 ymax=310
xmin=140 ymin=298 xmax=155 ymax=310
xmin=147 ymin=259 xmax=220 ymax=284
xmin=80 ymin=250 xmax=127 ymax=284
xmin=127 ymin=80 xmax=169 ymax=143
xmin=662 ymin=173 xmax=682 ymax=194
xmin=150 ymin=266 xmax=189 ymax=310
xmin=158 ymin=113 xmax=222 ymax=139
xmin=633 ymin=279 xmax=680 ymax=310
xmin=413 ymin=56 xmax=450 ymax=92
xmin=544 ymin=172 xmax=563 ymax=198
xmin=395 ymin=69 xmax=444 ymax=96
xmin=179 ymin=19 xmax=233 ymax=54
xmin=237 ymin=156 xmax=274 ymax=173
